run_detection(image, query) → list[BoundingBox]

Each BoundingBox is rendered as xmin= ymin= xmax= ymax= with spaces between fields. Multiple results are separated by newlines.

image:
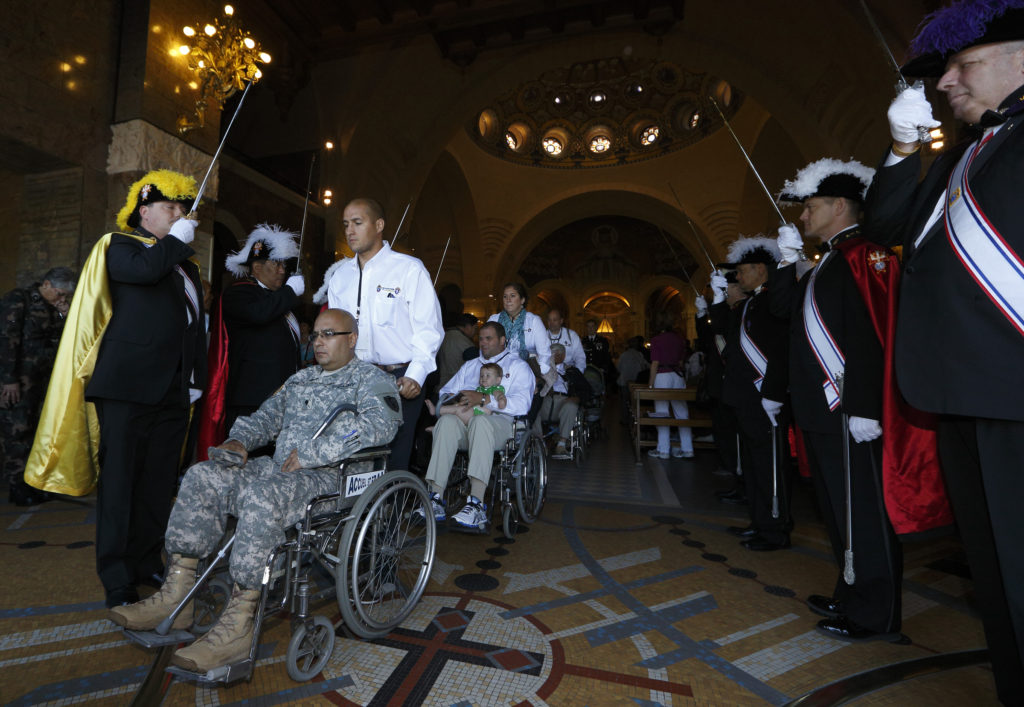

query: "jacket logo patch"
xmin=376 ymin=285 xmax=401 ymax=296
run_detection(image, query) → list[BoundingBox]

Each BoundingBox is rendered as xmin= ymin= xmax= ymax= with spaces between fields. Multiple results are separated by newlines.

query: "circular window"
xmin=640 ymin=125 xmax=659 ymax=146
xmin=542 ymin=137 xmax=563 ymax=155
xmin=505 ymin=121 xmax=532 ymax=152
xmin=589 ymin=91 xmax=607 ymax=108
xmin=589 ymin=135 xmax=611 ymax=153
xmin=478 ymin=109 xmax=498 ymax=140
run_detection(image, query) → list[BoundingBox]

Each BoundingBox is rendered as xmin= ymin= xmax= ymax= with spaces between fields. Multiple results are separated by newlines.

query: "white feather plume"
xmin=779 ymin=158 xmax=875 ymax=202
xmin=225 ymin=223 xmax=300 ymax=277
xmin=725 ymin=235 xmax=780 ymax=264
xmin=312 ymin=258 xmax=348 ymax=305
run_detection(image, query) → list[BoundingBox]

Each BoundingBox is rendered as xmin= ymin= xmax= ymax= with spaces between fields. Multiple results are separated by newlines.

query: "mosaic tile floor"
xmin=0 ymin=411 xmax=999 ymax=705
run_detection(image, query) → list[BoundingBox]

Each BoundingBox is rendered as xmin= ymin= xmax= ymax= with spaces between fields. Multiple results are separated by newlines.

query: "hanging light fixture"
xmin=175 ymin=5 xmax=271 ymax=133
xmin=597 ymin=318 xmax=614 ymax=334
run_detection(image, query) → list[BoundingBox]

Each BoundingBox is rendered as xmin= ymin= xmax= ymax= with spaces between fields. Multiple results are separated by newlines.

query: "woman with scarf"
xmin=487 ymin=283 xmax=552 ymax=377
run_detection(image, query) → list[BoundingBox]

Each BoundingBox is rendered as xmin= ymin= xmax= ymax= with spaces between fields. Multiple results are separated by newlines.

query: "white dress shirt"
xmin=547 ymin=326 xmax=586 ymax=373
xmin=487 ymin=310 xmax=551 ymax=374
xmin=327 ymin=242 xmax=444 ymax=386
xmin=439 ymin=349 xmax=536 ymax=417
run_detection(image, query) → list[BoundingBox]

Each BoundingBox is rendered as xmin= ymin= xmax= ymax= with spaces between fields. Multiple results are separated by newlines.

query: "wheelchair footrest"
xmin=123 ymin=627 xmax=196 ymax=648
xmin=165 ymin=658 xmax=253 ymax=685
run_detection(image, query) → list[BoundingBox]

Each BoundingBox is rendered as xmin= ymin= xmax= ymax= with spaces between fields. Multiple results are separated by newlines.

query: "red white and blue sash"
xmin=739 ymin=298 xmax=768 ymax=391
xmin=802 ymin=253 xmax=845 ymax=410
xmin=175 ymin=264 xmax=200 ymax=325
xmin=945 ymin=131 xmax=1024 ymax=335
xmin=285 ymin=311 xmax=301 ymax=344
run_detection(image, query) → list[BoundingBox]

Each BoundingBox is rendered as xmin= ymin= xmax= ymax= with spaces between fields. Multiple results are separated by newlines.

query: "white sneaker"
xmin=648 ymin=449 xmax=669 ymax=459
xmin=452 ymin=496 xmax=488 ymax=531
xmin=413 ymin=492 xmax=446 ymax=523
xmin=672 ymin=449 xmax=695 ymax=459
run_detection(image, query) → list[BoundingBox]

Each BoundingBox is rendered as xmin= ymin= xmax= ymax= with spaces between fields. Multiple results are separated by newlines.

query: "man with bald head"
xmin=327 ymin=198 xmax=443 ymax=470
xmin=109 ymin=308 xmax=403 ymax=674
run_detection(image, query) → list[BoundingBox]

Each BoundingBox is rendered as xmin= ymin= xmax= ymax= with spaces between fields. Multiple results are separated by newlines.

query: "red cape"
xmin=196 ymin=295 xmax=229 ymax=461
xmin=836 ymin=239 xmax=953 ymax=535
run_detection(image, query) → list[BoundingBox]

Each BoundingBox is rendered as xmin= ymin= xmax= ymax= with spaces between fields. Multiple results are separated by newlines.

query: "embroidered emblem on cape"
xmin=869 ymin=250 xmax=888 ymax=273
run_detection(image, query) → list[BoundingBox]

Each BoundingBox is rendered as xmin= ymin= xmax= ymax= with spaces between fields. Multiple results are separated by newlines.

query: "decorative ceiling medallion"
xmin=469 ymin=57 xmax=742 ymax=168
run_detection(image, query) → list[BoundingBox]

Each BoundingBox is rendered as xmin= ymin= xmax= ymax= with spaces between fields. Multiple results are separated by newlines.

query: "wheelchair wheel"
xmin=515 ymin=434 xmax=547 ymax=523
xmin=286 ymin=614 xmax=336 ymax=682
xmin=502 ymin=504 xmax=519 ymax=539
xmin=337 ymin=471 xmax=436 ymax=639
xmin=191 ymin=576 xmax=231 ymax=634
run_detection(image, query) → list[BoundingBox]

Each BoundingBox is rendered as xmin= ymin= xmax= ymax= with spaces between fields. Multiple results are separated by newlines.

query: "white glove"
xmin=777 ymin=223 xmax=804 ymax=263
xmin=849 ymin=416 xmax=882 ymax=443
xmin=761 ymin=398 xmax=783 ymax=426
xmin=168 ymin=218 xmax=197 ymax=244
xmin=887 ymin=84 xmax=940 ymax=145
xmin=286 ymin=274 xmax=305 ymax=296
xmin=710 ymin=271 xmax=728 ymax=305
xmin=695 ymin=295 xmax=708 ymax=317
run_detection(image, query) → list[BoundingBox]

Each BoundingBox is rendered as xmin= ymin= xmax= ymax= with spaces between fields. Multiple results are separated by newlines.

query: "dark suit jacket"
xmin=86 ymin=230 xmax=207 ymax=406
xmin=769 ymin=229 xmax=884 ymax=434
xmin=221 ymin=278 xmax=299 ymax=408
xmin=720 ymin=287 xmax=789 ymax=410
xmin=864 ymin=104 xmax=1024 ymax=421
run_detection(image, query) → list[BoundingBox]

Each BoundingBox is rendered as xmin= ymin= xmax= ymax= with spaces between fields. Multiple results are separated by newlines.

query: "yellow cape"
xmin=25 ymin=232 xmax=157 ymax=496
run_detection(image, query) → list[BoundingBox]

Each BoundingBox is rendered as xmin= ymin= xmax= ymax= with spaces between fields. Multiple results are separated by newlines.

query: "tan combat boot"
xmin=170 ymin=585 xmax=259 ymax=673
xmin=108 ymin=554 xmax=198 ymax=631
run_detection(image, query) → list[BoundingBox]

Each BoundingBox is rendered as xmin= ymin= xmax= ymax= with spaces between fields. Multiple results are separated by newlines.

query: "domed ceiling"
xmin=468 ymin=57 xmax=742 ymax=168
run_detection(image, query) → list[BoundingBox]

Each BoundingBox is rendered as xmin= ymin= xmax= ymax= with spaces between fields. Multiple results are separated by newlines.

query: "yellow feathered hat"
xmin=116 ymin=169 xmax=198 ymax=232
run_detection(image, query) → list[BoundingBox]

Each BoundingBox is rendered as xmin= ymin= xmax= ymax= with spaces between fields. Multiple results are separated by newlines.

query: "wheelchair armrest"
xmin=342 ymin=445 xmax=391 ymax=464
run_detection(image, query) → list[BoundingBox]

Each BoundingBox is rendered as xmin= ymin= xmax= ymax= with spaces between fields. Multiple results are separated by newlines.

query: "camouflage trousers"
xmin=1 ymin=385 xmax=44 ymax=486
xmin=165 ymin=456 xmax=339 ymax=589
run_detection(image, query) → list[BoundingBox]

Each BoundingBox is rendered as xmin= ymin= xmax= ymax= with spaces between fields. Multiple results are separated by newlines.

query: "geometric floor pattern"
xmin=0 ymin=412 xmax=999 ymax=705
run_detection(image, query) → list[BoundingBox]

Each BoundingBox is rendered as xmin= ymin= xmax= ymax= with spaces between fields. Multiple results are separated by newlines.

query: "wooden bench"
xmin=629 ymin=383 xmax=714 ymax=463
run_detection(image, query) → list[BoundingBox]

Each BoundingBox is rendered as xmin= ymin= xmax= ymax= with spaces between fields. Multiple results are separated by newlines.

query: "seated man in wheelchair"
xmin=536 ymin=344 xmax=580 ymax=460
xmin=421 ymin=320 xmax=535 ymax=531
xmin=108 ymin=308 xmax=402 ymax=674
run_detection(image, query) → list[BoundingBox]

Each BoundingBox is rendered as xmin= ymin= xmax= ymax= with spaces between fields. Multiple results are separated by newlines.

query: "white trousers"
xmin=654 ymin=371 xmax=692 ymax=455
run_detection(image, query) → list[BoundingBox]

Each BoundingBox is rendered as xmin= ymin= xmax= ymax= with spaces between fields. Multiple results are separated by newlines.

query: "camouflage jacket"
xmin=228 ymin=356 xmax=402 ymax=469
xmin=0 ymin=284 xmax=64 ymax=387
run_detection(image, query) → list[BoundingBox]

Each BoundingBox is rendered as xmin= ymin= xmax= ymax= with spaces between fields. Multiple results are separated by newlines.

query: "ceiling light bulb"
xmin=323 ymin=189 xmax=333 ymax=197
xmin=183 ymin=26 xmax=195 ymax=37
xmin=259 ymin=52 xmax=271 ymax=63
xmin=254 ymin=68 xmax=262 ymax=79
xmin=323 ymin=197 xmax=332 ymax=205
xmin=325 ymin=140 xmax=334 ymax=149
xmin=178 ymin=45 xmax=190 ymax=55
xmin=197 ymin=59 xmax=205 ymax=68
xmin=224 ymin=4 xmax=234 ymax=15
xmin=243 ymin=37 xmax=255 ymax=49
xmin=204 ymin=24 xmax=216 ymax=36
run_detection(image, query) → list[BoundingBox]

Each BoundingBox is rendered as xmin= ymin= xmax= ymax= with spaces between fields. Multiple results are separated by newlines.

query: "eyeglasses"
xmin=309 ymin=329 xmax=352 ymax=341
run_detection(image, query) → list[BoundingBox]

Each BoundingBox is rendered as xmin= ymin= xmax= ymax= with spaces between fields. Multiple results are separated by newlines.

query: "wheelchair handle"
xmin=312 ymin=403 xmax=359 ymax=440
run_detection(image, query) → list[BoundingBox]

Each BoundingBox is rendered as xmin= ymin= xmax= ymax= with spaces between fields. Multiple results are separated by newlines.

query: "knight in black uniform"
xmin=863 ymin=5 xmax=1024 ymax=701
xmin=718 ymin=238 xmax=791 ymax=551
xmin=770 ymin=160 xmax=903 ymax=642
xmin=221 ymin=224 xmax=304 ymax=431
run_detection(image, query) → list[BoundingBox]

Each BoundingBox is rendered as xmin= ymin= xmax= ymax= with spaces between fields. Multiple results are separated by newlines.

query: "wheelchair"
xmin=442 ymin=416 xmax=547 ymax=538
xmin=123 ymin=446 xmax=437 ymax=685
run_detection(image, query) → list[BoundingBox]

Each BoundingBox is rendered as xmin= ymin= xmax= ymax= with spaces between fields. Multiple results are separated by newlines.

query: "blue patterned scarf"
xmin=498 ymin=309 xmax=528 ymax=360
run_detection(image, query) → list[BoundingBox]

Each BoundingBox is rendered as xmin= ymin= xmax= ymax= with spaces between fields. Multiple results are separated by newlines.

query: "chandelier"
xmin=175 ymin=5 xmax=271 ymax=133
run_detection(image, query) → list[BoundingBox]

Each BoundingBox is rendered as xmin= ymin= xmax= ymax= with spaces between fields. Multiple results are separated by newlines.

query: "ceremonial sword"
xmin=295 ymin=153 xmax=316 ymax=276
xmin=667 ymin=182 xmax=718 ymax=272
xmin=655 ymin=225 xmax=701 ymax=297
xmin=842 ymin=411 xmax=856 ymax=584
xmin=389 ymin=202 xmax=412 ymax=248
xmin=858 ymin=0 xmax=933 ymax=144
xmin=188 ymin=80 xmax=255 ymax=218
xmin=770 ymin=416 xmax=780 ymax=520
xmin=434 ymin=235 xmax=452 ymax=287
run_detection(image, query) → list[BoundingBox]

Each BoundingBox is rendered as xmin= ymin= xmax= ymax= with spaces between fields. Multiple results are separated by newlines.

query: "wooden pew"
xmin=629 ymin=383 xmax=714 ymax=463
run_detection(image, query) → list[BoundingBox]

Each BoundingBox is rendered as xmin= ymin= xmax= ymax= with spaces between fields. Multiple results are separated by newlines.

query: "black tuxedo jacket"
xmin=864 ymin=106 xmax=1024 ymax=421
xmin=86 ymin=231 xmax=207 ymax=406
xmin=769 ymin=231 xmax=884 ymax=434
xmin=720 ymin=287 xmax=789 ymax=410
xmin=221 ymin=278 xmax=299 ymax=407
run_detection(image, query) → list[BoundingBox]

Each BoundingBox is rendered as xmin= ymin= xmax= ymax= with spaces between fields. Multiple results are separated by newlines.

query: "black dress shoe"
xmin=727 ymin=525 xmax=758 ymax=538
xmin=806 ymin=594 xmax=843 ymax=619
xmin=718 ymin=489 xmax=749 ymax=505
xmin=105 ymin=585 xmax=139 ymax=609
xmin=8 ymin=481 xmax=52 ymax=507
xmin=741 ymin=536 xmax=791 ymax=551
xmin=816 ymin=616 xmax=907 ymax=643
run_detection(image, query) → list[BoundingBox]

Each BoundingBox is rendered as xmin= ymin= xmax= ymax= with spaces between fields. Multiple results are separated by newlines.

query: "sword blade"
xmin=842 ymin=411 xmax=856 ymax=585
xmin=295 ymin=153 xmax=317 ymax=275
xmin=770 ymin=420 xmax=780 ymax=519
xmin=433 ymin=235 xmax=452 ymax=287
xmin=190 ymin=81 xmax=254 ymax=215
xmin=667 ymin=183 xmax=718 ymax=271
xmin=709 ymin=97 xmax=787 ymax=225
xmin=390 ymin=202 xmax=412 ymax=247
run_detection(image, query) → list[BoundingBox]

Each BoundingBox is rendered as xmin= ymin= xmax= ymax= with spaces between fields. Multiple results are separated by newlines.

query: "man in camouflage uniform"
xmin=109 ymin=308 xmax=402 ymax=673
xmin=1 ymin=267 xmax=76 ymax=505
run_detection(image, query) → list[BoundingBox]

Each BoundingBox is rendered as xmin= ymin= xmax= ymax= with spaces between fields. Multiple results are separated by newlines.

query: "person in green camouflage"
xmin=109 ymin=308 xmax=403 ymax=674
xmin=1 ymin=267 xmax=76 ymax=505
